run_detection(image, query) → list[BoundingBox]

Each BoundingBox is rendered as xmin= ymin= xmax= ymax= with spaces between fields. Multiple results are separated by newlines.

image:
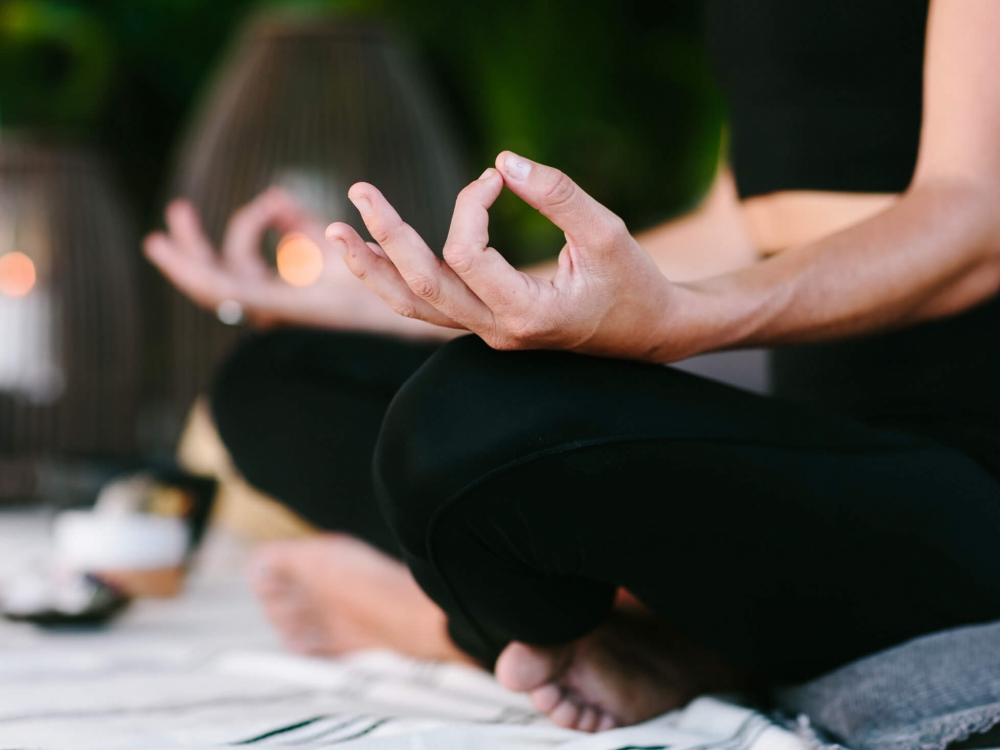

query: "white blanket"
xmin=0 ymin=511 xmax=805 ymax=750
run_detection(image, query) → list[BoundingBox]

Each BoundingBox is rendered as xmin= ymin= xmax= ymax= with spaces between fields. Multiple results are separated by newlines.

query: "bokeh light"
xmin=0 ymin=252 xmax=37 ymax=297
xmin=276 ymin=232 xmax=323 ymax=287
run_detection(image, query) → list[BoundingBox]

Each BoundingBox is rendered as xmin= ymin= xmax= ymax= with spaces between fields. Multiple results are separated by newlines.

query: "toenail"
xmin=596 ymin=713 xmax=618 ymax=732
xmin=550 ymin=699 xmax=581 ymax=728
xmin=529 ymin=683 xmax=563 ymax=714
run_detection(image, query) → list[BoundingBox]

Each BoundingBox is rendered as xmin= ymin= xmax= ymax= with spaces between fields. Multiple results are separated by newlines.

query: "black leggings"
xmin=213 ymin=329 xmax=1000 ymax=683
xmin=212 ymin=329 xmax=438 ymax=556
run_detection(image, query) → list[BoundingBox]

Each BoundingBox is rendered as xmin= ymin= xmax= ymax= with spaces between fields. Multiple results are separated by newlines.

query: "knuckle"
xmin=594 ymin=213 xmax=628 ymax=244
xmin=541 ymin=171 xmax=576 ymax=207
xmin=443 ymin=244 xmax=475 ymax=275
xmin=392 ymin=301 xmax=419 ymax=319
xmin=370 ymin=224 xmax=391 ymax=246
xmin=486 ymin=333 xmax=518 ymax=352
xmin=406 ymin=271 xmax=440 ymax=301
xmin=506 ymin=315 xmax=547 ymax=343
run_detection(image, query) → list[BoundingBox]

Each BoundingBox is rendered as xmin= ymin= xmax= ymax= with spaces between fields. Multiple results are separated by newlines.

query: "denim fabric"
xmin=778 ymin=620 xmax=1000 ymax=750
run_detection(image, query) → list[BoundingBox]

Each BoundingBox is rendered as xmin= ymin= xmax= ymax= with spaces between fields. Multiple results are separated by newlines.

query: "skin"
xmin=146 ymin=0 xmax=1000 ymax=733
xmin=143 ymin=167 xmax=755 ymax=336
xmin=144 ymin=189 xmax=459 ymax=339
xmin=247 ymin=534 xmax=472 ymax=664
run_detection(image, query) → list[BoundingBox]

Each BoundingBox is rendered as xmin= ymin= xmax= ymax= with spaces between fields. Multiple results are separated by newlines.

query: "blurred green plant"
xmin=0 ymin=0 xmax=725 ymax=264
xmin=0 ymin=0 xmax=114 ymax=131
xmin=382 ymin=1 xmax=727 ymax=261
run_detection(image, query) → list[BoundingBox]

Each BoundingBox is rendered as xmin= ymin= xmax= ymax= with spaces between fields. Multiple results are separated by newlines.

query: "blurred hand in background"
xmin=144 ymin=188 xmax=456 ymax=340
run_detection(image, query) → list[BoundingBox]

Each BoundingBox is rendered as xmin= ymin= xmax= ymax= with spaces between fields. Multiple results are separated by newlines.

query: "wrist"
xmin=648 ymin=276 xmax=759 ymax=363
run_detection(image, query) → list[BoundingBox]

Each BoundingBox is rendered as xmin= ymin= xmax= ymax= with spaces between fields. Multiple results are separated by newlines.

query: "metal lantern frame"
xmin=0 ymin=138 xmax=141 ymax=501
xmin=165 ymin=12 xmax=466 ymax=415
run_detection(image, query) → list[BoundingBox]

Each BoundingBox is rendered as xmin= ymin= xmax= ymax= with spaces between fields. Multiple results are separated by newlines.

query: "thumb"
xmin=495 ymin=151 xmax=625 ymax=250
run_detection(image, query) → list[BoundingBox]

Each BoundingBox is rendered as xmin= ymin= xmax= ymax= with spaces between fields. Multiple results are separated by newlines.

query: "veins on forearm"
xmin=676 ymin=180 xmax=1000 ymax=354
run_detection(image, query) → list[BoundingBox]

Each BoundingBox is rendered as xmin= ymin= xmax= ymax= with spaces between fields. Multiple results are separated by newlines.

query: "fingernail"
xmin=350 ymin=194 xmax=372 ymax=216
xmin=504 ymin=153 xmax=531 ymax=181
xmin=328 ymin=238 xmax=347 ymax=256
xmin=479 ymin=168 xmax=494 ymax=180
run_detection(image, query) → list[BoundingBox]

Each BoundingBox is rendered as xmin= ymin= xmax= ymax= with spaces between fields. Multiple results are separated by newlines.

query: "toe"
xmin=288 ymin=625 xmax=328 ymax=655
xmin=528 ymin=683 xmax=563 ymax=714
xmin=495 ymin=641 xmax=571 ymax=692
xmin=576 ymin=707 xmax=599 ymax=733
xmin=549 ymin=698 xmax=581 ymax=729
xmin=596 ymin=713 xmax=618 ymax=732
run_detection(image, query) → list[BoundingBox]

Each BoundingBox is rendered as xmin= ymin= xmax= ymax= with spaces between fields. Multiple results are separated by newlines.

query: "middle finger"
xmin=347 ymin=183 xmax=495 ymax=332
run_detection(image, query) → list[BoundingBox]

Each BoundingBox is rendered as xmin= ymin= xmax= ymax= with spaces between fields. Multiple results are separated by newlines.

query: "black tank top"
xmin=704 ymin=0 xmax=1000 ymax=479
xmin=705 ymin=0 xmax=928 ymax=198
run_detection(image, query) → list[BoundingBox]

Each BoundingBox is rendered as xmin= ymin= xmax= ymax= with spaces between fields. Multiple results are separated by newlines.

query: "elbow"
xmin=911 ymin=258 xmax=1000 ymax=322
xmin=969 ymin=254 xmax=1000 ymax=305
xmin=959 ymin=260 xmax=1000 ymax=310
xmin=906 ymin=177 xmax=1000 ymax=319
xmin=956 ymin=179 xmax=1000 ymax=306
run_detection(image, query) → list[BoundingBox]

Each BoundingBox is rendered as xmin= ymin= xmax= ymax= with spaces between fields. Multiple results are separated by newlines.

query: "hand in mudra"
xmin=326 ymin=152 xmax=692 ymax=362
xmin=145 ymin=188 xmax=443 ymax=337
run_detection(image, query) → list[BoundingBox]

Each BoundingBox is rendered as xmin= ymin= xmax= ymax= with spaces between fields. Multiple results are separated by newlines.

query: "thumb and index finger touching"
xmin=147 ymin=187 xmax=317 ymax=272
xmin=221 ymin=187 xmax=319 ymax=277
xmin=436 ymin=152 xmax=621 ymax=312
xmin=494 ymin=151 xmax=625 ymax=256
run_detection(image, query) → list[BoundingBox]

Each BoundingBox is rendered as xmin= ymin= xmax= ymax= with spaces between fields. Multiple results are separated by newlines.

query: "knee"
xmin=373 ymin=335 xmax=638 ymax=554
xmin=373 ymin=336 xmax=497 ymax=554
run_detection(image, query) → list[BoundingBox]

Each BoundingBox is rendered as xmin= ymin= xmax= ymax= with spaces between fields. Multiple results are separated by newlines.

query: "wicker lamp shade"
xmin=0 ymin=139 xmax=140 ymax=499
xmin=165 ymin=13 xmax=465 ymax=414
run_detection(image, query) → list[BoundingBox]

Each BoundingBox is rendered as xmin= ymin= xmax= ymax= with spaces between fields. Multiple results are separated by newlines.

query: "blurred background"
xmin=0 ymin=0 xmax=726 ymax=508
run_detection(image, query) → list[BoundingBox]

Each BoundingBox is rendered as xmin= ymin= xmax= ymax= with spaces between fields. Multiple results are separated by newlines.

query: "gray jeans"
xmin=779 ymin=620 xmax=1000 ymax=750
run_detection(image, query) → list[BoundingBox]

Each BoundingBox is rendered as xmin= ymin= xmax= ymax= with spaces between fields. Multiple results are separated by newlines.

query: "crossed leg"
xmin=373 ymin=336 xmax=1000 ymax=730
xmin=210 ymin=328 xmax=458 ymax=658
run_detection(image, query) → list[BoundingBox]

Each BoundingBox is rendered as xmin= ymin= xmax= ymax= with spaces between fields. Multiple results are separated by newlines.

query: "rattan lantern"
xmin=165 ymin=12 xmax=465 ymax=415
xmin=0 ymin=138 xmax=141 ymax=501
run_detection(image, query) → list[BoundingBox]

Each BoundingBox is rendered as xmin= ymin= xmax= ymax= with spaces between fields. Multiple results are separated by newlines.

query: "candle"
xmin=0 ymin=281 xmax=64 ymax=404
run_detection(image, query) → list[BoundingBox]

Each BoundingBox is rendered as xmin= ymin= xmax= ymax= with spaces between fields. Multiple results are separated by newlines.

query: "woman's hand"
xmin=144 ymin=188 xmax=457 ymax=340
xmin=326 ymin=153 xmax=698 ymax=361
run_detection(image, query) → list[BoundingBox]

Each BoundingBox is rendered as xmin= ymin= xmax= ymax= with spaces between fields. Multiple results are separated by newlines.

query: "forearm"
xmin=665 ymin=177 xmax=1000 ymax=359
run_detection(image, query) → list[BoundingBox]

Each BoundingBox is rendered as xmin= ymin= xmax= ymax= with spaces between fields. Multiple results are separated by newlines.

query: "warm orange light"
xmin=0 ymin=252 xmax=37 ymax=297
xmin=276 ymin=232 xmax=324 ymax=287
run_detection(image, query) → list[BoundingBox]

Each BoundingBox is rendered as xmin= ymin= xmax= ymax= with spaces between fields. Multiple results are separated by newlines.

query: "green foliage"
xmin=0 ymin=0 xmax=114 ymax=131
xmin=361 ymin=0 xmax=726 ymax=261
xmin=0 ymin=0 xmax=725 ymax=264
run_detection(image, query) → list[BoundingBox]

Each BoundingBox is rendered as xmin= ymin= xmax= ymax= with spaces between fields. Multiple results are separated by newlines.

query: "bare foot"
xmin=248 ymin=534 xmax=471 ymax=663
xmin=495 ymin=610 xmax=751 ymax=732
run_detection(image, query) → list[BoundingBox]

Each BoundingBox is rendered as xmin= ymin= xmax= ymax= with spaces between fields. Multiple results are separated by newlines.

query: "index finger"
xmin=441 ymin=168 xmax=539 ymax=317
xmin=222 ymin=188 xmax=312 ymax=277
xmin=347 ymin=182 xmax=497 ymax=333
